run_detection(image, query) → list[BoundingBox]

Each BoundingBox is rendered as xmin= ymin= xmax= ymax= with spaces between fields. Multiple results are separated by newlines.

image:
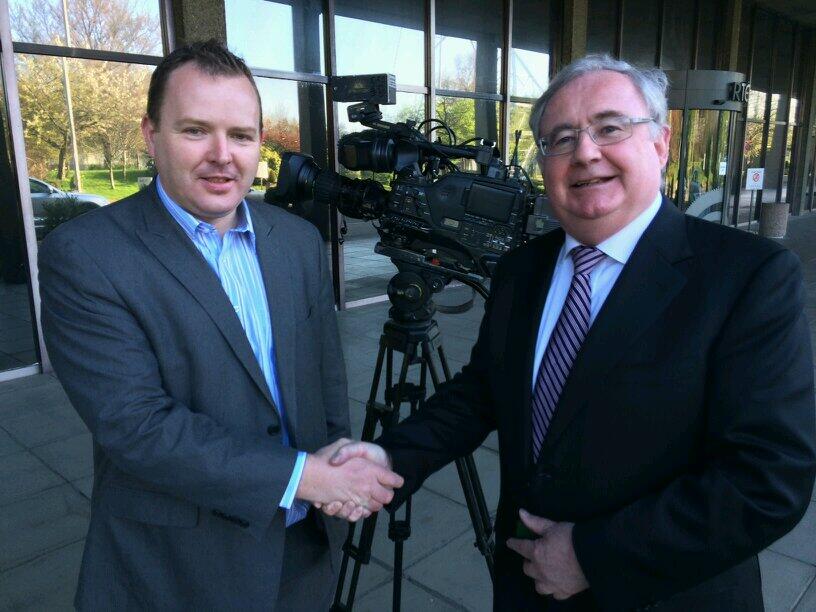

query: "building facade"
xmin=0 ymin=0 xmax=814 ymax=380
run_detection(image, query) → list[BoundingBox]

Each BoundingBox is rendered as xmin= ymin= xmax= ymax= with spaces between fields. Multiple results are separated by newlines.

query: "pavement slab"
xmin=760 ymin=550 xmax=816 ymax=612
xmin=0 ymin=451 xmax=63 ymax=507
xmin=0 ymin=540 xmax=83 ymax=611
xmin=0 ymin=484 xmax=89 ymax=572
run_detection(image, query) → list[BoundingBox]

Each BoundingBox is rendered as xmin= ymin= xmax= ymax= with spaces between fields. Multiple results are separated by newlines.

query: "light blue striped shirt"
xmin=155 ymin=176 xmax=307 ymax=526
xmin=532 ymin=193 xmax=663 ymax=386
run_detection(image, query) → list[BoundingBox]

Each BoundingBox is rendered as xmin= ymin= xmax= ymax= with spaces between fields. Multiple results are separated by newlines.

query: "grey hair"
xmin=528 ymin=54 xmax=669 ymax=142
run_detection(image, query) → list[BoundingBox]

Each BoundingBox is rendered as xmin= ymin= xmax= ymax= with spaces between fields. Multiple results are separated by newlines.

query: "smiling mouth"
xmin=572 ymin=177 xmax=613 ymax=188
xmin=202 ymin=177 xmax=233 ymax=183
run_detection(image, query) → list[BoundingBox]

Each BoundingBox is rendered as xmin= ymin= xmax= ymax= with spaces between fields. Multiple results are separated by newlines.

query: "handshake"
xmin=296 ymin=439 xmax=403 ymax=522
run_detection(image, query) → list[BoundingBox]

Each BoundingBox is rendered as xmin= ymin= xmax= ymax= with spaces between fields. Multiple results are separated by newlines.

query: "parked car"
xmin=29 ymin=178 xmax=109 ymax=239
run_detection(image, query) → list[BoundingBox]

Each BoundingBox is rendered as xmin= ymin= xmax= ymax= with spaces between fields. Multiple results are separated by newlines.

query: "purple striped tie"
xmin=532 ymin=245 xmax=606 ymax=460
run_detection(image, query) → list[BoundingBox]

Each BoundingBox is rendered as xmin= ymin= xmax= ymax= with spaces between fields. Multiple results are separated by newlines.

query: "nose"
xmin=207 ymin=133 xmax=232 ymax=165
xmin=571 ymin=129 xmax=602 ymax=165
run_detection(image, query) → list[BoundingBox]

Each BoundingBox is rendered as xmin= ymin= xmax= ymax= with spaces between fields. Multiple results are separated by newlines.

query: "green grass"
xmin=45 ymin=168 xmax=153 ymax=202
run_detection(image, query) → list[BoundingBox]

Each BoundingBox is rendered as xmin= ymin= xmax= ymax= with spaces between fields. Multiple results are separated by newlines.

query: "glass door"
xmin=666 ymin=108 xmax=736 ymax=223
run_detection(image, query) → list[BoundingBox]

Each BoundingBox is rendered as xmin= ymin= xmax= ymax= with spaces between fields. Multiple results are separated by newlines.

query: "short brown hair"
xmin=147 ymin=39 xmax=262 ymax=131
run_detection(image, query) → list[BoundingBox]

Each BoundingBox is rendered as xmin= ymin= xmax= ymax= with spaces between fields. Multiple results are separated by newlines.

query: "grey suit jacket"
xmin=38 ymin=184 xmax=350 ymax=610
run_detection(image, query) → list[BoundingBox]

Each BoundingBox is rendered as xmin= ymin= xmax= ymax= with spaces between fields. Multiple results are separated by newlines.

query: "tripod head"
xmin=386 ymin=263 xmax=446 ymax=325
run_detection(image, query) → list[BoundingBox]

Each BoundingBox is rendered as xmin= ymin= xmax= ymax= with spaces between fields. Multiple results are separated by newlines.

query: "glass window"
xmin=734 ymin=121 xmax=765 ymax=225
xmin=586 ymin=0 xmax=618 ymax=56
xmin=335 ymin=0 xmax=425 ymax=86
xmin=0 ymin=60 xmax=39 ymax=371
xmin=15 ymin=54 xmax=152 ymax=236
xmin=435 ymin=96 xmax=499 ymax=145
xmin=9 ymin=0 xmax=162 ymax=55
xmin=509 ymin=101 xmax=542 ymax=190
xmin=782 ymin=126 xmax=795 ymax=203
xmin=621 ymin=0 xmax=658 ymax=66
xmin=661 ymin=2 xmax=694 ymax=70
xmin=510 ymin=0 xmax=551 ymax=99
xmin=226 ymin=0 xmax=325 ymax=74
xmin=435 ymin=0 xmax=503 ymax=94
xmin=255 ymin=77 xmax=330 ymax=236
xmin=337 ymin=93 xmax=425 ymax=137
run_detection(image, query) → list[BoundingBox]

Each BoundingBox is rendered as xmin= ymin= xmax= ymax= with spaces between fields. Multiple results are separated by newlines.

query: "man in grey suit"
xmin=38 ymin=40 xmax=402 ymax=610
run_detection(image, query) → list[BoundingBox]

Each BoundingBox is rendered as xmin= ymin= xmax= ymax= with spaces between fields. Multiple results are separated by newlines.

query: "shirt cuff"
xmin=279 ymin=451 xmax=307 ymax=509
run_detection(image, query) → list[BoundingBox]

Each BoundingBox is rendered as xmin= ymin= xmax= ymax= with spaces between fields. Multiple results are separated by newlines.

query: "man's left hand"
xmin=506 ymin=509 xmax=589 ymax=600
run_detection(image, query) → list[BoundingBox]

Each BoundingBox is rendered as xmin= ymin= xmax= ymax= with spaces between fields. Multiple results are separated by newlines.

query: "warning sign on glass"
xmin=745 ymin=168 xmax=764 ymax=190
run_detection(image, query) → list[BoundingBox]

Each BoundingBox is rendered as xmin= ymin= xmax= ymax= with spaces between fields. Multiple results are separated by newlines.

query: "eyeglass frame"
xmin=536 ymin=116 xmax=656 ymax=158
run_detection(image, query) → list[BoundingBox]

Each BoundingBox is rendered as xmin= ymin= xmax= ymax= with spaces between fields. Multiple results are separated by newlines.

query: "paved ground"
xmin=1 ymin=213 xmax=816 ymax=610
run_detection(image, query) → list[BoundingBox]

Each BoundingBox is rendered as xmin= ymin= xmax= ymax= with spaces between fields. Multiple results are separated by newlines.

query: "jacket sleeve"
xmin=572 ymin=248 xmax=816 ymax=608
xmin=39 ymin=231 xmax=299 ymax=539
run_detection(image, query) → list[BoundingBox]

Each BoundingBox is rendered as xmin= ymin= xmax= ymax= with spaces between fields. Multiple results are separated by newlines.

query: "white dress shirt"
xmin=531 ymin=193 xmax=663 ymax=387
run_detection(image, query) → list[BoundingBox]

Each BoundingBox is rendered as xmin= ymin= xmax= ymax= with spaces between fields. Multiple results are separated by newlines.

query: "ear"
xmin=141 ymin=115 xmax=158 ymax=157
xmin=654 ymin=124 xmax=671 ymax=169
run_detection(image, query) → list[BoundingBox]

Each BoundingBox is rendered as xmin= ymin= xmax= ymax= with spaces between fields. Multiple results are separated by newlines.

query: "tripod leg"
xmin=333 ymin=341 xmax=391 ymax=611
xmin=422 ymin=340 xmax=496 ymax=581
xmin=387 ymin=343 xmax=417 ymax=612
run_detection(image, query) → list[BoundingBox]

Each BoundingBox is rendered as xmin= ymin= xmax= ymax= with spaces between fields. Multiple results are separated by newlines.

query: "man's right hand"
xmin=296 ymin=441 xmax=402 ymax=522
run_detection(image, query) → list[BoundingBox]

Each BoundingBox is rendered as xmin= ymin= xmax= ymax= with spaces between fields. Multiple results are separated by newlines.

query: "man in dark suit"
xmin=38 ymin=40 xmax=402 ymax=611
xmin=328 ymin=55 xmax=816 ymax=610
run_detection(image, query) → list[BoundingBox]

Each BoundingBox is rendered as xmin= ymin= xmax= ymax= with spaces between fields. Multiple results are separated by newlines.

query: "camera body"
xmin=267 ymin=74 xmax=557 ymax=289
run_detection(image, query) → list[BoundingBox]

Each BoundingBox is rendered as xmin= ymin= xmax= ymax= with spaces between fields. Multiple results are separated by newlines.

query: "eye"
xmin=598 ymin=122 xmax=624 ymax=135
xmin=183 ymin=127 xmax=204 ymax=136
xmin=552 ymin=133 xmax=575 ymax=146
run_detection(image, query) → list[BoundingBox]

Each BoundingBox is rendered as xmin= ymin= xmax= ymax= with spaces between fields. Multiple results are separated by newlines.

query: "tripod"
xmin=331 ymin=266 xmax=495 ymax=612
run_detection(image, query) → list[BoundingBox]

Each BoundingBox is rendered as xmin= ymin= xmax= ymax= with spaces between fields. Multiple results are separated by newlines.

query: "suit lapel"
xmin=541 ymin=199 xmax=694 ymax=451
xmin=135 ymin=186 xmax=278 ymax=412
xmin=250 ymin=205 xmax=299 ymax=438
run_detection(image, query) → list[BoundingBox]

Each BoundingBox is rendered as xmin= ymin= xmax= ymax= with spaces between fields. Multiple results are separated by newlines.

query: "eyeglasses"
xmin=537 ymin=116 xmax=655 ymax=157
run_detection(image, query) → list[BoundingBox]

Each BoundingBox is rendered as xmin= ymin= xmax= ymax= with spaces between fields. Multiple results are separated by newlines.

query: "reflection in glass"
xmin=435 ymin=0 xmax=502 ymax=93
xmin=435 ymin=96 xmax=499 ymax=146
xmin=254 ymin=78 xmax=329 ymax=236
xmin=682 ymin=110 xmax=730 ymax=221
xmin=337 ymin=94 xmax=424 ymax=138
xmin=0 ymin=58 xmax=39 ymax=371
xmin=511 ymin=0 xmax=550 ymax=98
xmin=746 ymin=89 xmax=766 ymax=121
xmin=335 ymin=0 xmax=424 ymax=85
xmin=226 ymin=0 xmax=324 ymax=74
xmin=509 ymin=102 xmax=543 ymax=190
xmin=510 ymin=48 xmax=549 ymax=99
xmin=781 ymin=127 xmax=795 ymax=203
xmin=15 ymin=54 xmax=151 ymax=238
xmin=665 ymin=110 xmax=684 ymax=206
xmin=733 ymin=121 xmax=765 ymax=225
xmin=9 ymin=0 xmax=162 ymax=55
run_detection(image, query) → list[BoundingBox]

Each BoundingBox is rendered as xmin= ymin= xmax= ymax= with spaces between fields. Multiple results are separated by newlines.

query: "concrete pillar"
xmin=790 ymin=29 xmax=816 ymax=215
xmin=717 ymin=0 xmax=742 ymax=71
xmin=559 ymin=0 xmax=588 ymax=70
xmin=170 ymin=0 xmax=227 ymax=46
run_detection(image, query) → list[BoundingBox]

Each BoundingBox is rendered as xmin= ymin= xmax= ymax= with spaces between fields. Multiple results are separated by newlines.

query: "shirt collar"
xmin=155 ymin=174 xmax=254 ymax=239
xmin=563 ymin=193 xmax=662 ymax=265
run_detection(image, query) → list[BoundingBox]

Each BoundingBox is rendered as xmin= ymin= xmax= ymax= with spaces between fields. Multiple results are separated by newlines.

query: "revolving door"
xmin=664 ymin=71 xmax=746 ymax=223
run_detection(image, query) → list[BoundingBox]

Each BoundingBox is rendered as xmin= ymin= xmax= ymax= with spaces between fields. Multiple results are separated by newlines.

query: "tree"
xmin=12 ymin=0 xmax=159 ymax=185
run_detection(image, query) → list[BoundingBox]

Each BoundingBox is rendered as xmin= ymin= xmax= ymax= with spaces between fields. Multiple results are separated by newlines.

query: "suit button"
xmin=267 ymin=424 xmax=281 ymax=436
